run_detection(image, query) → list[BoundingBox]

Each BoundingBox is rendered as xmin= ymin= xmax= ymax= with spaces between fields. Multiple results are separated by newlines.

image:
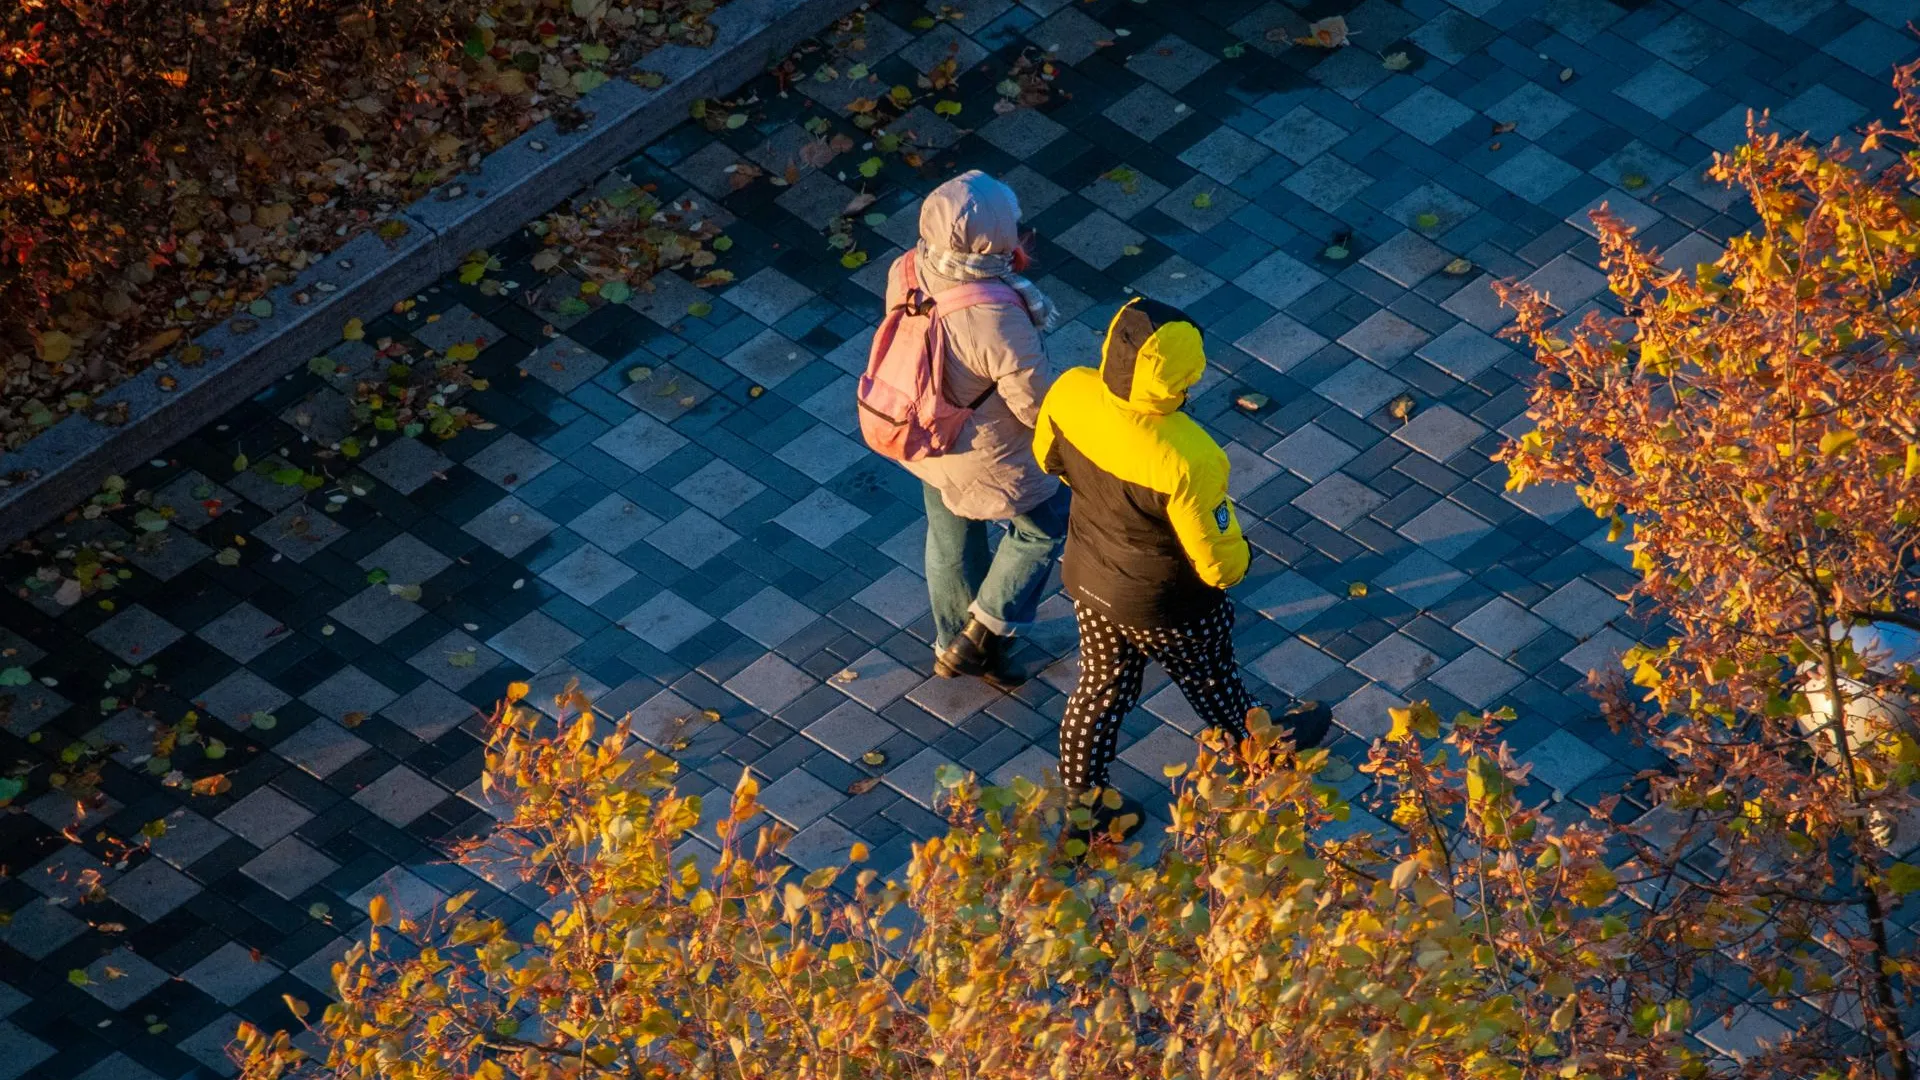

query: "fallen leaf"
xmin=1491 ymin=120 xmax=1516 ymax=135
xmin=847 ymin=777 xmax=883 ymax=795
xmin=861 ymin=750 xmax=887 ymax=767
xmin=1296 ymin=15 xmax=1350 ymax=48
xmin=1443 ymin=257 xmax=1473 ymax=275
xmin=341 ymin=711 xmax=366 ymax=728
xmin=1381 ymin=51 xmax=1411 ymax=71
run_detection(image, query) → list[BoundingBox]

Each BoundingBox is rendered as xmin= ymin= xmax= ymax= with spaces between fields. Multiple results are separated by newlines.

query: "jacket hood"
xmin=919 ymin=170 xmax=1021 ymax=255
xmin=1098 ymin=298 xmax=1206 ymax=415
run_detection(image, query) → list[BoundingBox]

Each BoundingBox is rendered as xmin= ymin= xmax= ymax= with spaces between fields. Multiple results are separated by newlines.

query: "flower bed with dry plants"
xmin=0 ymin=0 xmax=726 ymax=455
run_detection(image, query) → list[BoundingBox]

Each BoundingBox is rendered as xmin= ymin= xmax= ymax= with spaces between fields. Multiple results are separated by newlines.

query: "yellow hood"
xmin=1098 ymin=297 xmax=1206 ymax=415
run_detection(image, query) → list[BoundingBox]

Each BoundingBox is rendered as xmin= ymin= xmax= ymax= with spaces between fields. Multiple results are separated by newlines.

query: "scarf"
xmin=915 ymin=241 xmax=1059 ymax=332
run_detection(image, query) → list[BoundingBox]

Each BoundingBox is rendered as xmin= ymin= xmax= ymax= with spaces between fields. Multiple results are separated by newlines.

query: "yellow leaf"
xmin=1906 ymin=443 xmax=1919 ymax=481
xmin=38 ymin=331 xmax=75 ymax=365
xmin=368 ymin=894 xmax=392 ymax=927
xmin=506 ymin=680 xmax=531 ymax=702
xmin=342 ymin=318 xmax=365 ymax=341
xmin=1819 ymin=428 xmax=1859 ymax=456
xmin=444 ymin=889 xmax=476 ymax=914
xmin=282 ymin=993 xmax=310 ymax=1020
xmin=849 ymin=842 xmax=869 ymax=863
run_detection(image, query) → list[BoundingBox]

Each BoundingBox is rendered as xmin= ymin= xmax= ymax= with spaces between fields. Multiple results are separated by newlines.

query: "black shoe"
xmin=935 ymin=618 xmax=1027 ymax=688
xmin=1277 ymin=698 xmax=1332 ymax=750
xmin=1064 ymin=787 xmax=1148 ymax=852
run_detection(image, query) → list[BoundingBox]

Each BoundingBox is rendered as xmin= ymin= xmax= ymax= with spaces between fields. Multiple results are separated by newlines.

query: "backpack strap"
xmin=926 ymin=279 xmax=1025 ymax=409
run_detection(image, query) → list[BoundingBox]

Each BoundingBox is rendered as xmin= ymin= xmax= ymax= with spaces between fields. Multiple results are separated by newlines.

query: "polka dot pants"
xmin=1058 ymin=599 xmax=1258 ymax=792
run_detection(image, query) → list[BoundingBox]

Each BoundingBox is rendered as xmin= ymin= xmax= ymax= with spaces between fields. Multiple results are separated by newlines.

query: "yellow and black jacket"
xmin=1033 ymin=298 xmax=1247 ymax=628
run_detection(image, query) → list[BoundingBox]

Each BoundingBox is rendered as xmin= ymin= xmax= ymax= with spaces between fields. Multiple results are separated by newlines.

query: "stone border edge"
xmin=0 ymin=0 xmax=862 ymax=547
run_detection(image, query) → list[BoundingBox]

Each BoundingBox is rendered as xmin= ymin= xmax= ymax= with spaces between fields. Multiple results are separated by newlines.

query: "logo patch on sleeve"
xmin=1214 ymin=501 xmax=1232 ymax=532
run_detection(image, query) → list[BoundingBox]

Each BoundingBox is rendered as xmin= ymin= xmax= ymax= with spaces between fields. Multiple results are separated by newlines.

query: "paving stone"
xmin=216 ymin=785 xmax=312 ymax=847
xmin=1177 ymin=124 xmax=1270 ymax=184
xmin=1103 ymin=83 xmax=1188 ymax=142
xmin=1282 ymin=155 xmax=1373 ymax=212
xmin=1339 ymin=310 xmax=1431 ymax=366
xmin=176 ymin=1015 xmax=243 ymax=1077
xmin=1453 ymin=597 xmax=1549 ymax=657
xmin=1429 ymin=648 xmax=1524 ymax=709
xmin=520 ymin=338 xmax=606 ymax=394
xmin=1257 ymin=105 xmax=1347 ymax=163
xmin=776 ymin=424 xmax=867 ymax=483
xmin=1352 ymin=634 xmax=1443 ymax=692
xmin=0 ymin=1024 xmax=52 ymax=1080
xmin=1238 ymin=250 xmax=1326 ymax=311
xmin=980 ymin=108 xmax=1067 ymax=158
xmin=1397 ymin=498 xmax=1494 ymax=561
xmin=1315 ymin=360 xmax=1408 ymax=417
xmin=1417 ymin=322 xmax=1510 ymax=381
xmin=624 ymin=590 xmax=716 ymax=651
xmin=758 ymin=770 xmax=843 ymax=829
xmin=463 ymin=495 xmax=559 ymax=557
xmin=1265 ymin=423 xmax=1357 ymax=483
xmin=348 ymin=866 xmax=448 ymax=921
xmin=885 ymin=745 xmax=961 ymax=808
xmin=1382 ymin=86 xmax=1475 ymax=145
xmin=1120 ymin=723 xmax=1198 ymax=779
xmin=853 ymin=565 xmax=931 ymax=628
xmin=147 ymin=810 xmax=232 ymax=869
xmin=674 ymin=459 xmax=767 ymax=517
xmin=1293 ymin=473 xmax=1386 ymax=529
xmin=1333 ymin=683 xmax=1405 ymax=742
xmin=183 ymin=941 xmax=284 ymax=1006
xmin=1518 ymin=727 xmax=1612 ymax=793
xmin=1249 ymin=638 xmax=1342 ymax=697
xmin=111 ymin=857 xmax=202 ymax=921
xmin=907 ymin=673 xmax=1001 ymax=724
xmin=726 ymin=654 xmax=816 ymax=715
xmin=301 ymin=664 xmax=399 ymax=722
xmin=1487 ymin=146 xmax=1580 ymax=203
xmin=776 ymin=170 xmax=861 ymax=229
xmin=541 ymin=542 xmax=637 ymax=605
xmin=1244 ymin=571 xmax=1338 ymax=630
xmin=1125 ymin=33 xmax=1217 ymax=92
xmin=0 ymin=898 xmax=85 ymax=960
xmin=805 ymin=699 xmax=899 ymax=761
xmin=86 ymin=605 xmax=183 ymax=663
xmin=354 ymin=765 xmax=449 ymax=826
xmin=1532 ymin=578 xmax=1626 ymax=638
xmin=784 ymin=817 xmax=863 ymax=870
xmin=775 ymin=488 xmax=871 ymax=548
xmin=488 ymin=610 xmax=585 ymax=671
xmin=990 ymin=743 xmax=1060 ymax=786
xmin=1236 ymin=314 xmax=1329 ymax=374
xmin=1224 ymin=441 xmax=1280 ymax=500
xmin=1489 ymin=82 xmax=1578 ymax=141
xmin=464 ymin=432 xmax=558 ymax=491
xmin=1394 ymin=404 xmax=1486 ymax=463
xmin=1375 ymin=550 xmax=1468 ymax=611
xmin=195 ymin=602 xmax=290 ymax=663
xmin=1053 ymin=209 xmax=1147 ymax=271
xmin=570 ymin=492 xmax=662 ymax=553
xmin=725 ymin=268 xmax=815 ymax=325
xmin=724 ymin=585 xmax=818 ymax=648
xmin=242 ymin=836 xmax=340 ymax=899
xmin=1521 ymin=254 xmax=1608 ymax=312
xmin=647 ymin=507 xmax=741 ymax=567
xmin=593 ymin=411 xmax=690 ymax=474
xmin=1132 ymin=256 xmax=1225 ymax=309
xmin=197 ymin=668 xmax=291 ymax=726
xmin=1360 ymin=231 xmax=1453 ymax=290
xmin=78 ymin=947 xmax=170 ymax=1010
xmin=275 ymin=718 xmax=372 ymax=778
xmin=1561 ymin=626 xmax=1635 ymax=678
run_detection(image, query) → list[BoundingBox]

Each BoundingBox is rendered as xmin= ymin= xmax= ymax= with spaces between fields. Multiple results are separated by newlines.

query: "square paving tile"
xmin=1244 ymin=571 xmax=1338 ymax=630
xmin=1236 ymin=314 xmax=1328 ymax=373
xmin=183 ymin=941 xmax=283 ymax=1006
xmin=1053 ymin=210 xmax=1147 ymax=271
xmin=1293 ymin=473 xmax=1386 ymax=529
xmin=624 ymin=590 xmax=716 ymax=651
xmin=195 ymin=602 xmax=288 ymax=663
xmin=540 ymin=542 xmax=637 ymax=605
xmin=242 ymin=836 xmax=340 ymax=899
xmin=215 ymin=785 xmax=312 ymax=848
xmin=647 ymin=508 xmax=741 ymax=567
xmin=1374 ymin=550 xmax=1468 ymax=611
xmin=1394 ymin=404 xmax=1487 ymax=463
xmin=1340 ymin=310 xmax=1431 ymax=367
xmin=1352 ymin=634 xmax=1443 ymax=692
xmin=1429 ymin=648 xmax=1524 ymax=709
xmin=463 ymin=495 xmax=559 ymax=558
xmin=86 ymin=605 xmax=183 ymax=663
xmin=1257 ymin=106 xmax=1347 ymax=164
xmin=1250 ymin=638 xmax=1342 ymax=697
xmin=775 ymin=488 xmax=871 ymax=548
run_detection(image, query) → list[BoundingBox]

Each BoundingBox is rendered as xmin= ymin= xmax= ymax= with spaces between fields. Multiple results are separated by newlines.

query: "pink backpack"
xmin=858 ymin=250 xmax=1022 ymax=462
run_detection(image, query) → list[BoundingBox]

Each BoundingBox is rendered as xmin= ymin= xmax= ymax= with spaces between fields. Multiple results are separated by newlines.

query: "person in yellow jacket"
xmin=1034 ymin=297 xmax=1330 ymax=833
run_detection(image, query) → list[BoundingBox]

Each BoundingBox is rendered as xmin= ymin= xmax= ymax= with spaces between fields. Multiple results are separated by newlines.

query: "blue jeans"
xmin=923 ymin=483 xmax=1070 ymax=650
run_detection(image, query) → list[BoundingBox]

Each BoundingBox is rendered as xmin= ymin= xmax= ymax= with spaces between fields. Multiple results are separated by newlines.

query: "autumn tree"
xmin=232 ymin=680 xmax=1761 ymax=1080
xmin=1498 ymin=61 xmax=1920 ymax=1079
